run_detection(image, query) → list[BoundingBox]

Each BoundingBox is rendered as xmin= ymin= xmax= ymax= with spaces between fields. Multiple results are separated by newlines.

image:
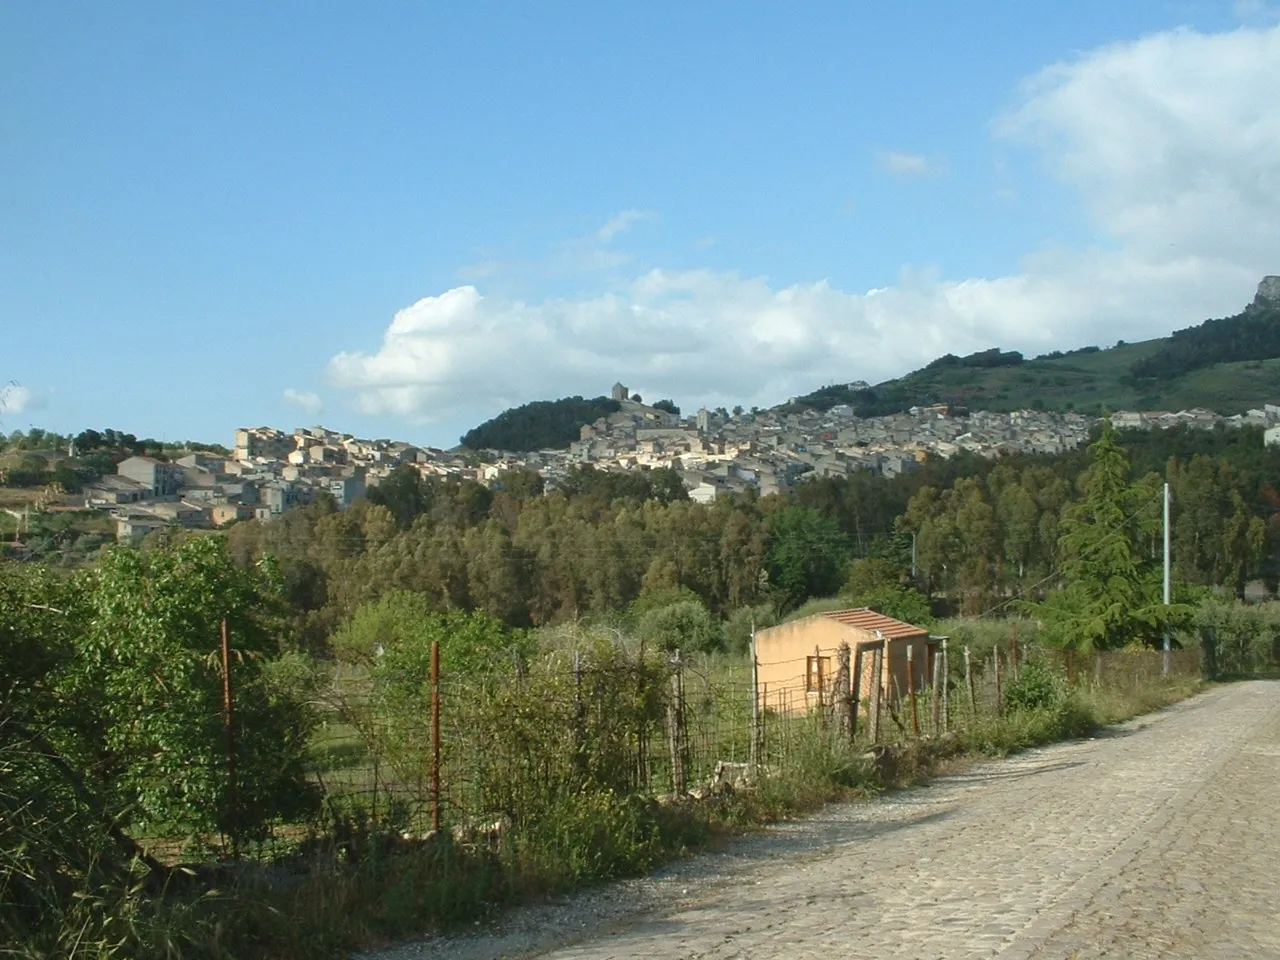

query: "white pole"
xmin=1162 ymin=482 xmax=1171 ymax=677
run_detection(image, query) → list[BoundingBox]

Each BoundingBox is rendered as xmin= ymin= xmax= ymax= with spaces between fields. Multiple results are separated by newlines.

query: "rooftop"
xmin=819 ymin=607 xmax=929 ymax=639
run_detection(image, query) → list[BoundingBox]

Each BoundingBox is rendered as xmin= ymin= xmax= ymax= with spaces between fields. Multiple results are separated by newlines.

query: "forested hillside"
xmin=788 ymin=282 xmax=1280 ymax=418
xmin=194 ymin=423 xmax=1280 ymax=655
xmin=460 ymin=396 xmax=620 ymax=451
xmin=1128 ymin=300 xmax=1280 ymax=383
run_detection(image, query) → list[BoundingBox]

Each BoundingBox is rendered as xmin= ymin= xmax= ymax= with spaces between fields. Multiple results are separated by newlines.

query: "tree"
xmin=333 ymin=590 xmax=527 ymax=674
xmin=72 ymin=538 xmax=319 ymax=845
xmin=842 ymin=557 xmax=931 ymax=625
xmin=764 ymin=506 xmax=850 ymax=611
xmin=638 ymin=599 xmax=722 ymax=653
xmin=1033 ymin=420 xmax=1183 ymax=652
xmin=652 ymin=399 xmax=680 ymax=416
xmin=366 ymin=463 xmax=432 ymax=529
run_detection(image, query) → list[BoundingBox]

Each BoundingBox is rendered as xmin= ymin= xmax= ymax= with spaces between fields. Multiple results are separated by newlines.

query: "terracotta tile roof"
xmin=819 ymin=608 xmax=929 ymax=639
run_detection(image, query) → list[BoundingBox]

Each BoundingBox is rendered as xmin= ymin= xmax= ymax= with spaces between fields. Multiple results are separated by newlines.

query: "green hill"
xmin=461 ymin=396 xmax=621 ymax=451
xmin=788 ymin=280 xmax=1280 ymax=417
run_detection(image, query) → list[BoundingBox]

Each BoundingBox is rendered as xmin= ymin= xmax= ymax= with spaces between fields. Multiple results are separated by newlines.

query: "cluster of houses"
xmin=80 ymin=387 xmax=1280 ymax=543
xmin=85 ymin=426 xmax=456 ymax=542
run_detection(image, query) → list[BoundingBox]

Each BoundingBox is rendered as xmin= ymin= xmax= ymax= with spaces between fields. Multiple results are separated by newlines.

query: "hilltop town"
xmin=69 ymin=382 xmax=1280 ymax=542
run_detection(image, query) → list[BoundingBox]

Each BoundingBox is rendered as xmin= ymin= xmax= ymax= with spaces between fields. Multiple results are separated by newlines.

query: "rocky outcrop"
xmin=1252 ymin=276 xmax=1280 ymax=309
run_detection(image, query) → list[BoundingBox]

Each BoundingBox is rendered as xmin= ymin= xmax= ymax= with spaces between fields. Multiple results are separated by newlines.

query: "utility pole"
xmin=1162 ymin=482 xmax=1171 ymax=678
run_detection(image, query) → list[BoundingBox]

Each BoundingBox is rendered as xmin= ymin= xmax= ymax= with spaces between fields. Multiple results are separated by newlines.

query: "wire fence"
xmin=300 ymin=638 xmax=1202 ymax=842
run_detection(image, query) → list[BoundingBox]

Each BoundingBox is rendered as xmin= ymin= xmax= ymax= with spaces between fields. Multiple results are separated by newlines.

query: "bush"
xmin=1002 ymin=658 xmax=1066 ymax=712
xmin=1193 ymin=599 xmax=1280 ymax=677
xmin=516 ymin=789 xmax=663 ymax=887
xmin=638 ymin=599 xmax=722 ymax=653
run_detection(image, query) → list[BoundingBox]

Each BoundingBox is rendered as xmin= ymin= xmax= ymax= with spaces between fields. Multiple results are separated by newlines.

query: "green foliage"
xmin=637 ymin=599 xmax=722 ymax=653
xmin=1193 ymin=598 xmax=1280 ymax=677
xmin=956 ymin=695 xmax=1097 ymax=757
xmin=370 ymin=601 xmax=529 ymax=678
xmin=842 ymin=557 xmax=932 ymax=624
xmin=1032 ymin=420 xmax=1186 ymax=651
xmin=651 ymin=399 xmax=680 ymax=415
xmin=366 ymin=464 xmax=433 ymax=529
xmin=765 ymin=506 xmax=850 ymax=612
xmin=74 ymin=538 xmax=319 ymax=842
xmin=461 ymin=395 xmax=621 ymax=452
xmin=1002 ymin=658 xmax=1067 ymax=712
xmin=1129 ymin=302 xmax=1280 ymax=383
xmin=516 ymin=789 xmax=663 ymax=886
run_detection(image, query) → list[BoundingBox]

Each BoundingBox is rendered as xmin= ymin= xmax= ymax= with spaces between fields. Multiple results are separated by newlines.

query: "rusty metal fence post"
xmin=430 ymin=639 xmax=441 ymax=832
xmin=220 ymin=618 xmax=239 ymax=858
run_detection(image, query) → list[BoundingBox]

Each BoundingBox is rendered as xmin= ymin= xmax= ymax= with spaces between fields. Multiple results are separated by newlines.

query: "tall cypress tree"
xmin=1035 ymin=419 xmax=1181 ymax=652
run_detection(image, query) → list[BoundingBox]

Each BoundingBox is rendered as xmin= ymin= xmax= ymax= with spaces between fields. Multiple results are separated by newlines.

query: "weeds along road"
xmin=367 ymin=681 xmax=1280 ymax=960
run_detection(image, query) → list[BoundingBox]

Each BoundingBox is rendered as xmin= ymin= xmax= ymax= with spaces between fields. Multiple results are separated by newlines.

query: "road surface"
xmin=368 ymin=681 xmax=1280 ymax=960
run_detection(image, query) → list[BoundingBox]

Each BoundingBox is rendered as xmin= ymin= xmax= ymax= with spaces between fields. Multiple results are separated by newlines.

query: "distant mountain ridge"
xmin=459 ymin=279 xmax=1280 ymax=452
xmin=786 ymin=277 xmax=1280 ymax=418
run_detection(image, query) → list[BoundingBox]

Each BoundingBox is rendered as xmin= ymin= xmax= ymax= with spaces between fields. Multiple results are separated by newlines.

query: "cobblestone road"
xmin=371 ymin=681 xmax=1280 ymax=960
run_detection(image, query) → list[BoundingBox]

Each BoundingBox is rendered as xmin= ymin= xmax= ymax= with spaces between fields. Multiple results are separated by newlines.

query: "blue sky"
xmin=3 ymin=1 xmax=1279 ymax=447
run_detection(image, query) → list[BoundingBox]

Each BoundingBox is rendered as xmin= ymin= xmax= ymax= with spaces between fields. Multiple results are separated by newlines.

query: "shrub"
xmin=1193 ymin=599 xmax=1280 ymax=677
xmin=1003 ymin=658 xmax=1066 ymax=712
xmin=638 ymin=599 xmax=723 ymax=653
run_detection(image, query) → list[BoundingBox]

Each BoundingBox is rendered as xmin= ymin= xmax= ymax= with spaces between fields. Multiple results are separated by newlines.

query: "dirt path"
xmin=363 ymin=682 xmax=1280 ymax=959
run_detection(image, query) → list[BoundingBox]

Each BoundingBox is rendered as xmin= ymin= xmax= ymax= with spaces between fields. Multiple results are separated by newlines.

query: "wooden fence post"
xmin=964 ymin=645 xmax=976 ymax=716
xmin=814 ymin=645 xmax=825 ymax=726
xmin=850 ymin=643 xmax=865 ymax=742
xmin=667 ymin=651 xmax=687 ymax=795
xmin=940 ymin=638 xmax=950 ymax=731
xmin=930 ymin=647 xmax=942 ymax=736
xmin=906 ymin=644 xmax=919 ymax=739
xmin=869 ymin=643 xmax=884 ymax=744
xmin=994 ymin=647 xmax=1004 ymax=716
xmin=836 ymin=642 xmax=853 ymax=740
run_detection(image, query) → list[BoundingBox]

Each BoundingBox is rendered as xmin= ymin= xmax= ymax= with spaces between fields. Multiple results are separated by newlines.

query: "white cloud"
xmin=1234 ymin=0 xmax=1280 ymax=24
xmin=596 ymin=209 xmax=656 ymax=242
xmin=0 ymin=384 xmax=33 ymax=416
xmin=283 ymin=388 xmax=323 ymax=417
xmin=998 ymin=24 xmax=1280 ymax=268
xmin=877 ymin=150 xmax=943 ymax=178
xmin=329 ymin=24 xmax=1280 ymax=424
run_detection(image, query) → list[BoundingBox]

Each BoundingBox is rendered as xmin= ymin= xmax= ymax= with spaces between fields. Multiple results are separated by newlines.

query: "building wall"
xmin=754 ymin=616 xmax=857 ymax=715
xmin=754 ymin=614 xmax=932 ymax=716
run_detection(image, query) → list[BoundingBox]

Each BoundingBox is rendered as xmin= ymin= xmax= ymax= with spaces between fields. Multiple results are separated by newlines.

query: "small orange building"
xmin=753 ymin=608 xmax=939 ymax=715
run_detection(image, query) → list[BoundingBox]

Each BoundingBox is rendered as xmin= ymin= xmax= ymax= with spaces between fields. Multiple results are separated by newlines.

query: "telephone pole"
xmin=1162 ymin=482 xmax=1171 ymax=677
